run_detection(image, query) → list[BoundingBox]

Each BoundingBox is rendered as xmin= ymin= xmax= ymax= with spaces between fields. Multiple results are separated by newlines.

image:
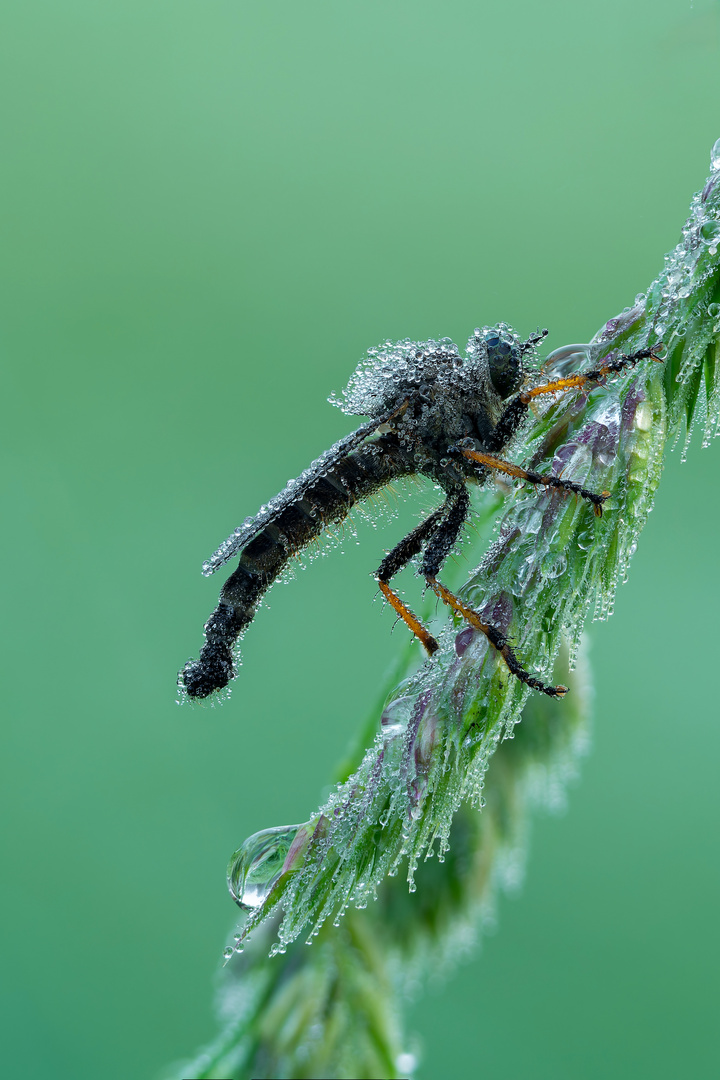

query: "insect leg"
xmin=418 ymin=485 xmax=470 ymax=578
xmin=424 ymin=577 xmax=568 ymax=698
xmin=376 ymin=504 xmax=447 ymax=654
xmin=420 ymin=486 xmax=568 ymax=698
xmin=460 ymin=449 xmax=610 ymax=516
xmin=520 ymin=343 xmax=665 ymax=403
xmin=486 ymin=343 xmax=664 ymax=456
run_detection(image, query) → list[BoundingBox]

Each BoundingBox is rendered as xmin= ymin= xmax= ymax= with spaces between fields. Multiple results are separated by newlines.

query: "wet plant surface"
xmin=171 ymin=147 xmax=720 ymax=1079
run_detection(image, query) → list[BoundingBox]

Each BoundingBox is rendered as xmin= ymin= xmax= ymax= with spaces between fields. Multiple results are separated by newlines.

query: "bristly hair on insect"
xmin=179 ymin=325 xmax=663 ymax=702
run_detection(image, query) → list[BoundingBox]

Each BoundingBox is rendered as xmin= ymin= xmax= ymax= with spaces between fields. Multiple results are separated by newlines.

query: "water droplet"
xmin=396 ymin=1051 xmax=418 ymax=1074
xmin=576 ymin=526 xmax=594 ymax=550
xmin=541 ymin=552 xmax=567 ymax=580
xmin=701 ymin=221 xmax=720 ymax=244
xmin=634 ymin=401 xmax=653 ymax=432
xmin=227 ymin=822 xmax=312 ymax=910
xmin=380 ymin=695 xmax=414 ymax=735
xmin=515 ymin=505 xmax=543 ymax=534
xmin=223 ymin=946 xmax=234 ymax=960
xmin=711 ymin=136 xmax=720 ymax=171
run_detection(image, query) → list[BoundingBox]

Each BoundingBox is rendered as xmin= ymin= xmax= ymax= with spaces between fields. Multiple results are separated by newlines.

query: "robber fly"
xmin=180 ymin=325 xmax=662 ymax=701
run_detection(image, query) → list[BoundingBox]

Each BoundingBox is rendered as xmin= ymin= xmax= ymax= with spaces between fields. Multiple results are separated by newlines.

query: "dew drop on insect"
xmin=711 ymin=136 xmax=720 ymax=171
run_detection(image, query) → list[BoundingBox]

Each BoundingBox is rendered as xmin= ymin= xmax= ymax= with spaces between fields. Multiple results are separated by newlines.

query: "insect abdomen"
xmin=180 ymin=435 xmax=412 ymax=699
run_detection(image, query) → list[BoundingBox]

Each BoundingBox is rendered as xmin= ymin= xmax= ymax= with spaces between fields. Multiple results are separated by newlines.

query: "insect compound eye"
xmin=486 ymin=335 xmax=523 ymax=398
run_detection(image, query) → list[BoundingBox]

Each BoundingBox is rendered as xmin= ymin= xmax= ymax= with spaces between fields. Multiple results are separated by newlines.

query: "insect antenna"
xmin=520 ymin=327 xmax=549 ymax=353
xmin=518 ymin=328 xmax=549 ymax=375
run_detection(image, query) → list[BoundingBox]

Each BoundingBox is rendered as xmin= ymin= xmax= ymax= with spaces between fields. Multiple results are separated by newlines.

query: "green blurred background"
xmin=1 ymin=1 xmax=719 ymax=1077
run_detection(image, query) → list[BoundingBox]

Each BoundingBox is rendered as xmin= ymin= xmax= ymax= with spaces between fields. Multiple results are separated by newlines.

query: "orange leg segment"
xmin=378 ymin=579 xmax=439 ymax=655
xmin=521 ymin=373 xmax=592 ymax=401
xmin=425 ymin=576 xmax=568 ymax=698
xmin=461 ymin=450 xmax=531 ymax=482
xmin=460 ymin=449 xmax=610 ymax=517
xmin=426 ymin=576 xmax=491 ymax=635
xmin=520 ymin=344 xmax=665 ymax=403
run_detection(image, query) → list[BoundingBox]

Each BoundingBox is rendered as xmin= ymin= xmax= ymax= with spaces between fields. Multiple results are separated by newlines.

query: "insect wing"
xmin=201 ymin=414 xmax=396 ymax=576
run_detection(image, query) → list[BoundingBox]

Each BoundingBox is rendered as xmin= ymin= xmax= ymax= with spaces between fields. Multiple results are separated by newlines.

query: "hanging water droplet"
xmin=380 ymin=695 xmax=414 ymax=735
xmin=576 ymin=526 xmax=594 ymax=550
xmin=396 ymin=1051 xmax=417 ymax=1075
xmin=541 ymin=552 xmax=567 ymax=579
xmin=227 ymin=821 xmax=312 ymax=910
xmin=223 ymin=946 xmax=234 ymax=960
xmin=701 ymin=221 xmax=720 ymax=244
xmin=711 ymin=136 xmax=720 ymax=171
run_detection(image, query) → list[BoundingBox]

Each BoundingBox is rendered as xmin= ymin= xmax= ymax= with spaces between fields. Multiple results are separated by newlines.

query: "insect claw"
xmin=587 ymin=490 xmax=611 ymax=517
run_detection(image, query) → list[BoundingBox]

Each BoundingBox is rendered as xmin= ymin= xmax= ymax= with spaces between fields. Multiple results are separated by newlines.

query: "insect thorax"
xmin=330 ymin=326 xmax=527 ymax=465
